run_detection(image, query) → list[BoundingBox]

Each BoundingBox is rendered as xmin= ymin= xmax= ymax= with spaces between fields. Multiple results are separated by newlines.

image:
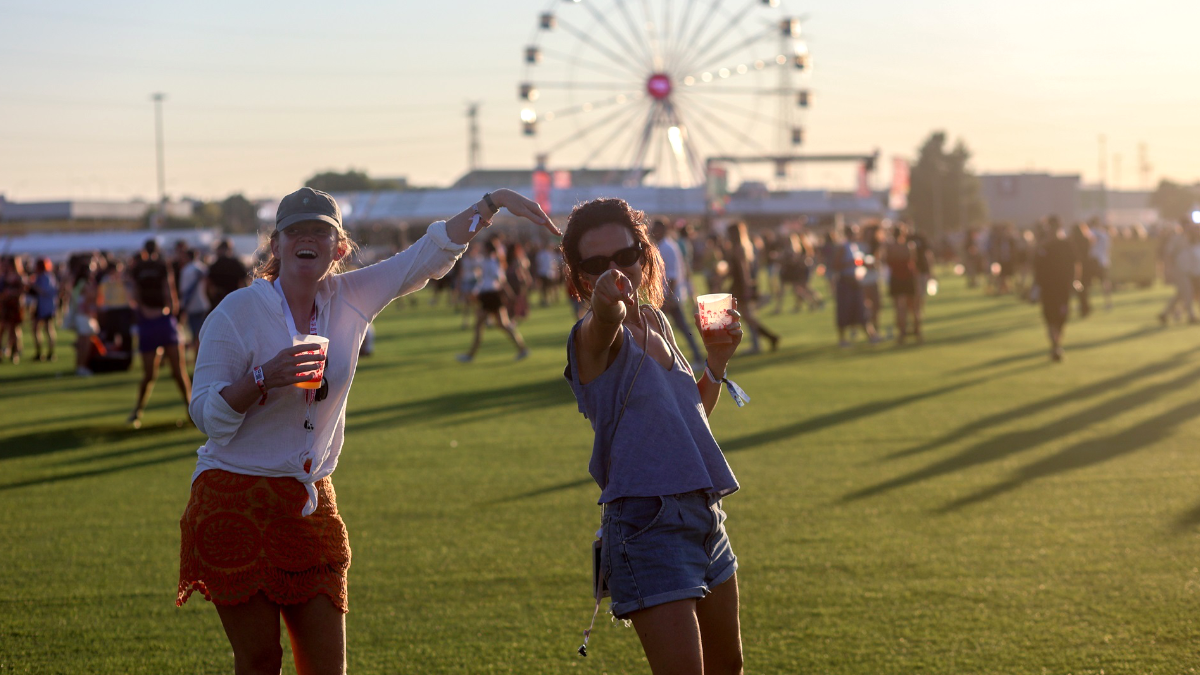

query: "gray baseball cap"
xmin=276 ymin=187 xmax=343 ymax=232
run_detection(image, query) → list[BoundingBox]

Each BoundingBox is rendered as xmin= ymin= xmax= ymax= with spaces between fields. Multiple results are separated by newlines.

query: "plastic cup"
xmin=696 ymin=293 xmax=734 ymax=344
xmin=292 ymin=335 xmax=329 ymax=389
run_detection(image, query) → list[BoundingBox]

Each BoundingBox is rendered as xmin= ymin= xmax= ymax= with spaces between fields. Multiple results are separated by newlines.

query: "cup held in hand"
xmin=696 ymin=293 xmax=734 ymax=344
xmin=292 ymin=335 xmax=329 ymax=389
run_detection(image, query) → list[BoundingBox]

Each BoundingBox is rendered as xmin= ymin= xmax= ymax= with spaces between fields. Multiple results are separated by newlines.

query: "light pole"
xmin=152 ymin=92 xmax=167 ymax=229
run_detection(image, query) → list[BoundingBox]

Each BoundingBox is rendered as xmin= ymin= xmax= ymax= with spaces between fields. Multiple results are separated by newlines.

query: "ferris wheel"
xmin=518 ymin=0 xmax=813 ymax=188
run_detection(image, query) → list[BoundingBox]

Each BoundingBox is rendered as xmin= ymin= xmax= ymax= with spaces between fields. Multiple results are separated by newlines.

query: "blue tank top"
xmin=565 ymin=307 xmax=739 ymax=504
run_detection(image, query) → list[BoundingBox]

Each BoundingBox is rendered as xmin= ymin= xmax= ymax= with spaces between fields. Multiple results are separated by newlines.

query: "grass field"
xmin=4 ymin=275 xmax=1200 ymax=674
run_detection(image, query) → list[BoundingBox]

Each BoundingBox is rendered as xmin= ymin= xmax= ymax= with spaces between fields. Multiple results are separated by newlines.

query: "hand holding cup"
xmin=260 ymin=341 xmax=327 ymax=390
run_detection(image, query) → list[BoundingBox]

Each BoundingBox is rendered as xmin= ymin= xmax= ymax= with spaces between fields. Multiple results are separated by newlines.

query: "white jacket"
xmin=188 ymin=221 xmax=465 ymax=515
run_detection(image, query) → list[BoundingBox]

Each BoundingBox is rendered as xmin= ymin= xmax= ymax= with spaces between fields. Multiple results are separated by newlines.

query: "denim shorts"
xmin=601 ymin=491 xmax=737 ymax=619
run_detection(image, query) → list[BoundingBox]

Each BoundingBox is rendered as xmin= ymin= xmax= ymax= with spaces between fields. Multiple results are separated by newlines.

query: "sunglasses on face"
xmin=578 ymin=243 xmax=643 ymax=276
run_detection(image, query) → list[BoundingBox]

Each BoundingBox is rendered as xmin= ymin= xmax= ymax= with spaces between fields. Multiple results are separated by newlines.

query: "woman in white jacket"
xmin=177 ymin=187 xmax=555 ymax=675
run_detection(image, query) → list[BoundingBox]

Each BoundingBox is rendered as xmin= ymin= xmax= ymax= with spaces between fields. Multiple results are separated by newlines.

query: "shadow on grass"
xmin=942 ymin=394 xmax=1200 ymax=513
xmin=0 ymin=448 xmax=197 ymax=492
xmin=950 ymin=324 xmax=1162 ymax=373
xmin=347 ymin=375 xmax=571 ymax=433
xmin=843 ymin=364 xmax=1200 ymax=505
xmin=890 ymin=345 xmax=1200 ymax=462
xmin=720 ymin=368 xmax=1035 ymax=455
xmin=0 ymin=372 xmax=132 ymax=401
xmin=488 ymin=476 xmax=594 ymax=503
xmin=0 ymin=421 xmax=190 ymax=462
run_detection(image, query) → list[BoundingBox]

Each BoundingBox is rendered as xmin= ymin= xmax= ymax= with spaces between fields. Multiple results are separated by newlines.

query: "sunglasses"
xmin=578 ymin=243 xmax=643 ymax=276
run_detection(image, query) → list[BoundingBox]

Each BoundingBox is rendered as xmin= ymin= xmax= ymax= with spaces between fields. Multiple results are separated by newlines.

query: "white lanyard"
xmin=273 ymin=279 xmax=321 ymax=424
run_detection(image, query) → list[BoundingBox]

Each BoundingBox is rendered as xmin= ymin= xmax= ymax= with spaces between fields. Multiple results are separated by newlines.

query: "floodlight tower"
xmin=152 ymin=92 xmax=167 ymax=229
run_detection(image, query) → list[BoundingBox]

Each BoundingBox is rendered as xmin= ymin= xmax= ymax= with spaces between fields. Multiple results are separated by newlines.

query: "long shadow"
xmin=843 ymin=365 xmax=1200 ymax=503
xmin=720 ymin=371 xmax=1012 ymax=455
xmin=0 ymin=373 xmax=132 ymax=401
xmin=488 ymin=476 xmax=594 ymax=504
xmin=0 ymin=448 xmax=197 ymax=491
xmin=951 ymin=325 xmax=1162 ymax=373
xmin=0 ymin=421 xmax=190 ymax=462
xmin=943 ymin=396 xmax=1200 ymax=513
xmin=923 ymin=302 xmax=1023 ymax=326
xmin=346 ymin=375 xmax=571 ymax=433
xmin=889 ymin=345 xmax=1200 ymax=462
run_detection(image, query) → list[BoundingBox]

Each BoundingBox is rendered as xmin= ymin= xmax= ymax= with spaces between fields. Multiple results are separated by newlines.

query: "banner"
xmin=889 ymin=157 xmax=910 ymax=211
xmin=533 ymin=170 xmax=552 ymax=215
xmin=706 ymin=164 xmax=729 ymax=214
xmin=855 ymin=162 xmax=871 ymax=198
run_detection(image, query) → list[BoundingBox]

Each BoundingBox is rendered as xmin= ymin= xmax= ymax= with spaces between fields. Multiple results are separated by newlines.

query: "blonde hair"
xmin=254 ymin=228 xmax=359 ymax=281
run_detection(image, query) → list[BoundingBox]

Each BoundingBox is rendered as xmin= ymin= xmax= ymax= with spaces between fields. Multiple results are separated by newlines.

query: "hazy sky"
xmin=2 ymin=0 xmax=1196 ymax=202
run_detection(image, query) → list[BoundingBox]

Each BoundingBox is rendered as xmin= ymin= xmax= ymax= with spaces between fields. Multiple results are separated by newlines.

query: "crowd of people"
xmin=9 ymin=186 xmax=1199 ymax=674
xmin=0 ymin=238 xmax=251 ymax=425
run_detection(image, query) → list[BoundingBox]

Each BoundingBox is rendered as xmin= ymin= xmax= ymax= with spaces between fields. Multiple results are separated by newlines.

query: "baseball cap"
xmin=276 ymin=187 xmax=343 ymax=232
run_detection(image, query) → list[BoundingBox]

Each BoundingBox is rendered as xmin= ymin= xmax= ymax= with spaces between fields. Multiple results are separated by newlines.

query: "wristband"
xmin=469 ymin=204 xmax=491 ymax=233
xmin=253 ymin=366 xmax=268 ymax=406
xmin=705 ymin=360 xmax=751 ymax=408
xmin=483 ymin=191 xmax=498 ymax=214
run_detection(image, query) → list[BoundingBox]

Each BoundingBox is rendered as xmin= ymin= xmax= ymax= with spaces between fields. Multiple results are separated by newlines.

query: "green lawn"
xmin=4 ymin=276 xmax=1200 ymax=674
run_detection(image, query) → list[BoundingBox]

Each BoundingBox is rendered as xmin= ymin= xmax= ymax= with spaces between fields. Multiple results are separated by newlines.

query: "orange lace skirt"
xmin=177 ymin=469 xmax=351 ymax=613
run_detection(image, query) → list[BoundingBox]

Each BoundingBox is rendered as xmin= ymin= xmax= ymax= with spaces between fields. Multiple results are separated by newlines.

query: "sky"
xmin=1 ymin=0 xmax=1197 ymax=202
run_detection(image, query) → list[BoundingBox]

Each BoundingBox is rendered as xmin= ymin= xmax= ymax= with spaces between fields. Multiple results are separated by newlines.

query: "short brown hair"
xmin=559 ymin=198 xmax=665 ymax=308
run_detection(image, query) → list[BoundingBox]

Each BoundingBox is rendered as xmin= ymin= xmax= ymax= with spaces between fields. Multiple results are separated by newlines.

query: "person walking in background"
xmin=1068 ymin=222 xmax=1094 ymax=318
xmin=67 ymin=255 xmax=100 ymax=377
xmin=700 ymin=233 xmax=727 ymax=295
xmin=726 ymin=221 xmax=779 ymax=354
xmin=179 ymin=187 xmax=556 ymax=675
xmin=560 ymin=197 xmax=746 ymax=675
xmin=882 ymin=224 xmax=921 ymax=344
xmin=652 ymin=218 xmax=705 ymax=367
xmin=456 ymin=244 xmax=482 ymax=329
xmin=1087 ymin=220 xmax=1113 ymax=312
xmin=830 ymin=226 xmax=877 ymax=347
xmin=205 ymin=239 xmax=248 ymax=311
xmin=178 ymin=247 xmax=211 ymax=361
xmin=129 ymin=238 xmax=191 ymax=428
xmin=29 ymin=258 xmax=58 ymax=362
xmin=775 ymin=232 xmax=818 ymax=314
xmin=0 ymin=256 xmax=28 ymax=364
xmin=505 ymin=239 xmax=533 ymax=322
xmin=535 ymin=239 xmax=562 ymax=307
xmin=860 ymin=225 xmax=885 ymax=339
xmin=1158 ymin=220 xmax=1196 ymax=325
xmin=457 ymin=239 xmax=529 ymax=363
xmin=1034 ymin=216 xmax=1081 ymax=362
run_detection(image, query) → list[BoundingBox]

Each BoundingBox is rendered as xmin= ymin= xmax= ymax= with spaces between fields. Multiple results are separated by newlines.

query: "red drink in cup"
xmin=696 ymin=293 xmax=734 ymax=344
xmin=292 ymin=335 xmax=329 ymax=389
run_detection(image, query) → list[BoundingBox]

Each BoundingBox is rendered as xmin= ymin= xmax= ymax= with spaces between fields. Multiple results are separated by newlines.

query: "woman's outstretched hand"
xmin=491 ymin=189 xmax=561 ymax=236
xmin=591 ymin=269 xmax=636 ymax=324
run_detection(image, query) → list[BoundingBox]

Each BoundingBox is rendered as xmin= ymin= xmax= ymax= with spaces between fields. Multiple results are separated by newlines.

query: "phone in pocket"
xmin=592 ymin=539 xmax=609 ymax=600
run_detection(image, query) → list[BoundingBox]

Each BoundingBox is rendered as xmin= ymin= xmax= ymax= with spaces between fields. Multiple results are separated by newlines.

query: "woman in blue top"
xmin=562 ymin=198 xmax=746 ymax=675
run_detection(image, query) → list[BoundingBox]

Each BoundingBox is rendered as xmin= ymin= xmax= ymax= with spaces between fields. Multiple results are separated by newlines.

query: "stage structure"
xmin=519 ymin=0 xmax=813 ymax=188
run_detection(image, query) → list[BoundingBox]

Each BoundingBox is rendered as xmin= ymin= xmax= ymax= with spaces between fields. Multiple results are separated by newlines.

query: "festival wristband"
xmin=705 ymin=361 xmax=750 ymax=408
xmin=468 ymin=203 xmax=491 ymax=233
xmin=253 ymin=366 xmax=268 ymax=406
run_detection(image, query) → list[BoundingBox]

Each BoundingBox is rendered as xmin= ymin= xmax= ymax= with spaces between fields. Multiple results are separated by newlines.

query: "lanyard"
xmin=273 ymin=279 xmax=321 ymax=419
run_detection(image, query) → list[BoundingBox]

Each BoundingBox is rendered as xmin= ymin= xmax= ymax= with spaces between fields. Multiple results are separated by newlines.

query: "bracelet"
xmin=253 ymin=366 xmax=268 ymax=406
xmin=483 ymin=192 xmax=498 ymax=214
